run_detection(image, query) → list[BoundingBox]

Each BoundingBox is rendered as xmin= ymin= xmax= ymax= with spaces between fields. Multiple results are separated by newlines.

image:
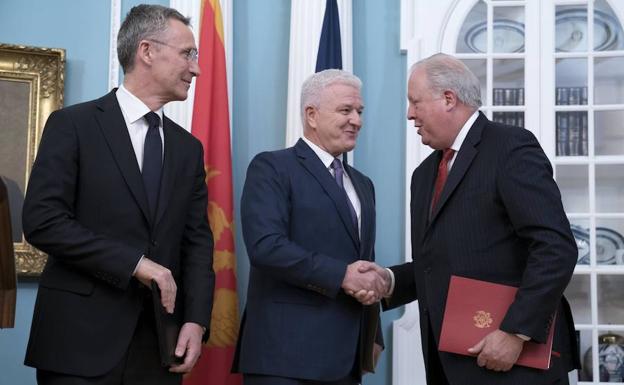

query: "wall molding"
xmin=394 ymin=0 xmax=428 ymax=383
xmin=108 ymin=0 xmax=121 ymax=91
xmin=285 ymin=0 xmax=353 ymax=150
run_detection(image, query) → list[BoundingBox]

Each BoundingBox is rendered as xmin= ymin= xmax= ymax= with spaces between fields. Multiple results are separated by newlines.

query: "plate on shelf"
xmin=571 ymin=224 xmax=590 ymax=264
xmin=569 ymin=225 xmax=624 ymax=265
xmin=465 ymin=19 xmax=525 ymax=53
xmin=555 ymin=8 xmax=621 ymax=52
xmin=596 ymin=227 xmax=624 ymax=265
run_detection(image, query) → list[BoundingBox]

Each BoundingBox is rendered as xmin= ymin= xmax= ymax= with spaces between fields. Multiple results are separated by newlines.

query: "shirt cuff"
xmin=132 ymin=255 xmax=144 ymax=276
xmin=515 ymin=333 xmax=531 ymax=341
xmin=384 ymin=268 xmax=395 ymax=297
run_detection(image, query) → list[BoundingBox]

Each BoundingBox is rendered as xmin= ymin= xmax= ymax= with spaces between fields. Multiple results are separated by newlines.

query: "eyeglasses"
xmin=146 ymin=39 xmax=199 ymax=62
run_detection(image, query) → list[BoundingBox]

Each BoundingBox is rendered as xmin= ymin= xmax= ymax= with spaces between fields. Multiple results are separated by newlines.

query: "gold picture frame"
xmin=0 ymin=43 xmax=65 ymax=276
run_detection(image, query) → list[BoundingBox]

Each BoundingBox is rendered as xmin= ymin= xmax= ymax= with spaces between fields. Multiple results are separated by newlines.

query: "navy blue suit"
xmin=233 ymin=139 xmax=381 ymax=382
xmin=386 ymin=113 xmax=580 ymax=385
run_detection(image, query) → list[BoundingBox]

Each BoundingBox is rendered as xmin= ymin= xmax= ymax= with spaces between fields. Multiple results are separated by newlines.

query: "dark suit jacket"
xmin=22 ymin=90 xmax=215 ymax=376
xmin=385 ymin=113 xmax=580 ymax=385
xmin=233 ymin=139 xmax=382 ymax=381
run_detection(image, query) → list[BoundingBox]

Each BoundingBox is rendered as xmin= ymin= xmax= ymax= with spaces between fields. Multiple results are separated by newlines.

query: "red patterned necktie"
xmin=431 ymin=148 xmax=455 ymax=211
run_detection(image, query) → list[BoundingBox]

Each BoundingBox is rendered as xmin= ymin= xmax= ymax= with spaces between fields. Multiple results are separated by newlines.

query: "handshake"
xmin=341 ymin=261 xmax=391 ymax=305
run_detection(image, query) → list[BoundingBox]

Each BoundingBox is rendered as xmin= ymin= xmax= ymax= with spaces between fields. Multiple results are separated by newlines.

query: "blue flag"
xmin=315 ymin=0 xmax=342 ymax=71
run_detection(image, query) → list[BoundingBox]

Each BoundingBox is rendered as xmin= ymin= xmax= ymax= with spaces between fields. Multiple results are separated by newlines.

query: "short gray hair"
xmin=410 ymin=53 xmax=482 ymax=109
xmin=300 ymin=69 xmax=362 ymax=126
xmin=117 ymin=4 xmax=191 ymax=73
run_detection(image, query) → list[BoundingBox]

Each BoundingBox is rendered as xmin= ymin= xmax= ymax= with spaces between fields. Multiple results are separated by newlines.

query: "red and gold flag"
xmin=185 ymin=1 xmax=241 ymax=384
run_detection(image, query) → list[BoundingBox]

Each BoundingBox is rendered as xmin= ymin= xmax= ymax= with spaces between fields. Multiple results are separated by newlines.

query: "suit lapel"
xmin=346 ymin=166 xmax=371 ymax=259
xmin=294 ymin=140 xmax=359 ymax=248
xmin=414 ymin=155 xmax=438 ymax=236
xmin=429 ymin=112 xmax=486 ymax=225
xmin=154 ymin=116 xmax=177 ymax=227
xmin=95 ymin=90 xmax=151 ymax=224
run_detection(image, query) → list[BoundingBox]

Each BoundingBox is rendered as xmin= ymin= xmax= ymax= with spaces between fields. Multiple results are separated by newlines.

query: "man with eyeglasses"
xmin=22 ymin=5 xmax=214 ymax=385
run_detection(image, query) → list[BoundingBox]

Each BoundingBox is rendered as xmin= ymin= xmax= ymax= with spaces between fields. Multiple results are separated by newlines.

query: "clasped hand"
xmin=341 ymin=261 xmax=390 ymax=305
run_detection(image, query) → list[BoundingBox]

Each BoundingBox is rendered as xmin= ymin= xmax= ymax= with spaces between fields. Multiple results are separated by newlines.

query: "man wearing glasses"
xmin=22 ymin=5 xmax=214 ymax=385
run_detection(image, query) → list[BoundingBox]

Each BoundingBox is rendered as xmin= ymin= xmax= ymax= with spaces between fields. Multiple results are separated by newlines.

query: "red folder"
xmin=438 ymin=275 xmax=556 ymax=370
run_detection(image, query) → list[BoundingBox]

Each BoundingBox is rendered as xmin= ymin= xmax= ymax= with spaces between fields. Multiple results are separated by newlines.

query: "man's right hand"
xmin=342 ymin=261 xmax=390 ymax=304
xmin=353 ymin=262 xmax=392 ymax=304
xmin=134 ymin=257 xmax=177 ymax=313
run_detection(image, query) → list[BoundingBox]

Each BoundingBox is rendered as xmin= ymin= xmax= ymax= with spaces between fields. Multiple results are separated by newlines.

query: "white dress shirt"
xmin=115 ymin=84 xmax=164 ymax=170
xmin=446 ymin=110 xmax=479 ymax=171
xmin=115 ymin=84 xmax=164 ymax=273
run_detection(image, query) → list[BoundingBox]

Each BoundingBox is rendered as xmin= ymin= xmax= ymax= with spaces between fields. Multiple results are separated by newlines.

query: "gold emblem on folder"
xmin=473 ymin=310 xmax=493 ymax=328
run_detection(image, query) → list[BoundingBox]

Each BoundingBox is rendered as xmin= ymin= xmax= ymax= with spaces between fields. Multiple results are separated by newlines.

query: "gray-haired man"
xmin=233 ymin=69 xmax=385 ymax=385
xmin=23 ymin=5 xmax=214 ymax=384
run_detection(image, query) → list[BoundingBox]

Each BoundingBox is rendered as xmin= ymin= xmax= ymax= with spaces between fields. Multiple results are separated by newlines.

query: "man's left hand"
xmin=169 ymin=322 xmax=204 ymax=373
xmin=467 ymin=329 xmax=524 ymax=372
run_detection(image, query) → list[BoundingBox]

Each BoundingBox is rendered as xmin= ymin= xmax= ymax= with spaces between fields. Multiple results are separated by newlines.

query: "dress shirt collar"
xmin=449 ymin=109 xmax=479 ymax=152
xmin=116 ymin=84 xmax=163 ymax=125
xmin=301 ymin=136 xmax=345 ymax=170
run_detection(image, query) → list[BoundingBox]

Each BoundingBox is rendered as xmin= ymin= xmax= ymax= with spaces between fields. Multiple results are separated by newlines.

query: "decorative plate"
xmin=596 ymin=227 xmax=624 ymax=265
xmin=555 ymin=8 xmax=621 ymax=52
xmin=571 ymin=224 xmax=590 ymax=264
xmin=465 ymin=19 xmax=525 ymax=53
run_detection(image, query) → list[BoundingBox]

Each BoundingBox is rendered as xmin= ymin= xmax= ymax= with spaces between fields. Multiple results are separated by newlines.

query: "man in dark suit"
xmin=360 ymin=53 xmax=580 ymax=384
xmin=233 ymin=69 xmax=386 ymax=385
xmin=22 ymin=5 xmax=214 ymax=385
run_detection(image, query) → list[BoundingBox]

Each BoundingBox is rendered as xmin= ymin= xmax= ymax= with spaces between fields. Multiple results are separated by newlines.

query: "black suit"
xmin=386 ymin=113 xmax=580 ymax=384
xmin=22 ymin=90 xmax=215 ymax=378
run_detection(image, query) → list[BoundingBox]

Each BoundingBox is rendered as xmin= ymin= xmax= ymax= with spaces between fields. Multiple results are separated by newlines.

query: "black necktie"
xmin=331 ymin=158 xmax=358 ymax=232
xmin=142 ymin=112 xmax=162 ymax=219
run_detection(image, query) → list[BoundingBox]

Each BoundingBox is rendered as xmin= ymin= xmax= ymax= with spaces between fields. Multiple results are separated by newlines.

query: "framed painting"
xmin=0 ymin=43 xmax=65 ymax=276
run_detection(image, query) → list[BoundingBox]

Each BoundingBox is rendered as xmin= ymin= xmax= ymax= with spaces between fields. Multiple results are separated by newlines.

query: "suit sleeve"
xmin=383 ymin=262 xmax=417 ymax=310
xmin=179 ymin=142 xmax=215 ymax=329
xmin=22 ymin=109 xmax=143 ymax=289
xmin=240 ymin=152 xmax=348 ymax=298
xmin=497 ymin=130 xmax=577 ymax=343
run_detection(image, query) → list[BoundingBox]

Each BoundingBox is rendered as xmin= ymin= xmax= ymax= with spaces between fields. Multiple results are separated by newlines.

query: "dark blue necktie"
xmin=331 ymin=158 xmax=358 ymax=232
xmin=142 ymin=112 xmax=162 ymax=219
